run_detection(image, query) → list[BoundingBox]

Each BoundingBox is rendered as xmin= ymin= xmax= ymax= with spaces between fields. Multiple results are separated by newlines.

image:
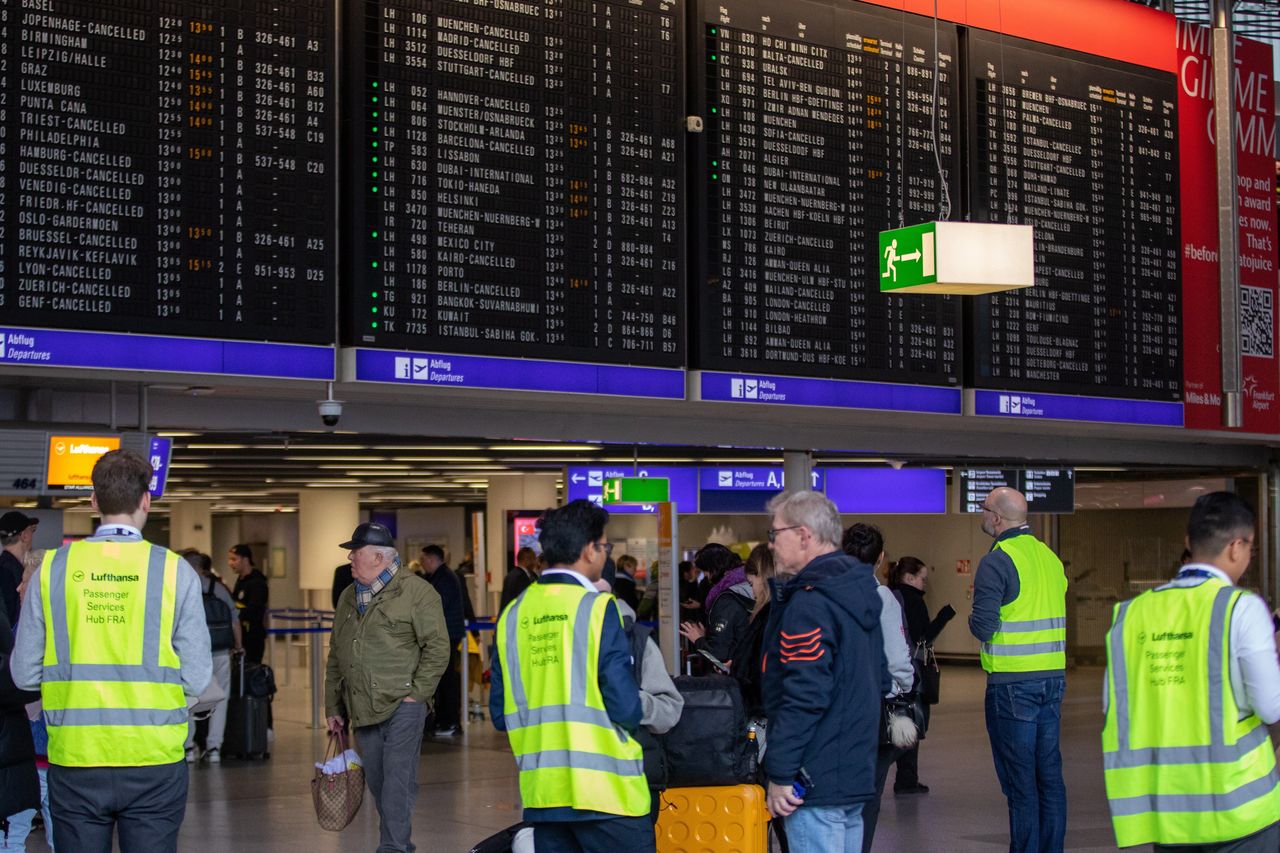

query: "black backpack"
xmin=202 ymin=578 xmax=235 ymax=652
xmin=664 ymin=674 xmax=755 ymax=787
xmin=628 ymin=624 xmax=668 ymax=790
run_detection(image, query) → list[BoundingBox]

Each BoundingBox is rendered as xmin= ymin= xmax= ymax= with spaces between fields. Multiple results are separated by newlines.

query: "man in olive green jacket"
xmin=325 ymin=522 xmax=449 ymax=853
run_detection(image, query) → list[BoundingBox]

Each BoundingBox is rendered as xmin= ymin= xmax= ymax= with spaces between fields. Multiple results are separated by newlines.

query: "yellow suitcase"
xmin=656 ymin=784 xmax=771 ymax=853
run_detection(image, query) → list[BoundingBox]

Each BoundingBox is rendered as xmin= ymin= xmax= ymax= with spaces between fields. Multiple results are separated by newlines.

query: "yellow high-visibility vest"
xmin=981 ymin=534 xmax=1067 ymax=673
xmin=1103 ymin=577 xmax=1280 ymax=847
xmin=40 ymin=540 xmax=187 ymax=766
xmin=497 ymin=581 xmax=649 ymax=817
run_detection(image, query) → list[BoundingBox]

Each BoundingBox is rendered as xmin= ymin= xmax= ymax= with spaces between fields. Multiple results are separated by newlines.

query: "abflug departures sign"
xmin=966 ymin=31 xmax=1181 ymax=402
xmin=344 ymin=0 xmax=686 ymax=367
xmin=693 ymin=0 xmax=963 ymax=386
xmin=2 ymin=0 xmax=335 ymax=344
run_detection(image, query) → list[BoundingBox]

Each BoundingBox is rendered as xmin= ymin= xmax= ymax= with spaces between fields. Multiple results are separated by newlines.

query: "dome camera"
xmin=318 ymin=399 xmax=343 ymax=427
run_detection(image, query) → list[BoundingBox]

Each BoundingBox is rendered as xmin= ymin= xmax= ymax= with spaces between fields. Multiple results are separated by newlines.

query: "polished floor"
xmin=19 ymin=666 xmax=1176 ymax=852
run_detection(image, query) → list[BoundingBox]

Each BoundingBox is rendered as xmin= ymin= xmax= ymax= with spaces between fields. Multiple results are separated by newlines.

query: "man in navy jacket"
xmin=762 ymin=490 xmax=888 ymax=852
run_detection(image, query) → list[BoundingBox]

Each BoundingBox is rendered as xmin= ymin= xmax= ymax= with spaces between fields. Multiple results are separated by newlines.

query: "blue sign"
xmin=823 ymin=468 xmax=947 ymax=514
xmin=971 ymin=390 xmax=1183 ymax=427
xmin=148 ymin=437 xmax=172 ymax=499
xmin=696 ymin=371 xmax=961 ymax=415
xmin=567 ymin=466 xmax=698 ymax=514
xmin=698 ymin=467 xmax=824 ymax=491
xmin=0 ymin=327 xmax=334 ymax=380
xmin=353 ymin=349 xmax=684 ymax=400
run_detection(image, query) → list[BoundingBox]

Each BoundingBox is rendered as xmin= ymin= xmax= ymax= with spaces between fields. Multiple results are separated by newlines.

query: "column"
xmin=484 ymin=474 xmax=559 ymax=613
xmin=169 ymin=501 xmax=214 ymax=554
xmin=783 ymin=451 xmax=813 ymax=495
xmin=298 ymin=490 xmax=361 ymax=609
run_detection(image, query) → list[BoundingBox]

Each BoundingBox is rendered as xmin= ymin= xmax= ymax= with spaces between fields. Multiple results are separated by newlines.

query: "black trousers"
xmin=241 ymin=620 xmax=266 ymax=665
xmin=48 ymin=760 xmax=188 ymax=853
xmin=862 ymin=743 xmax=904 ymax=853
xmin=532 ymin=816 xmax=656 ymax=853
xmin=432 ymin=642 xmax=462 ymax=729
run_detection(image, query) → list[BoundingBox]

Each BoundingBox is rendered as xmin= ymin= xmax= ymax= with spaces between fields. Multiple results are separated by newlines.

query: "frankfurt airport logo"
xmin=730 ymin=378 xmax=758 ymax=399
xmin=998 ymin=394 xmax=1022 ymax=415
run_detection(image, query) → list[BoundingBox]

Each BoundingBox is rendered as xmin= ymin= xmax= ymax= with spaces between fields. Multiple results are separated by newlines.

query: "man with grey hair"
xmin=325 ymin=522 xmax=449 ymax=853
xmin=760 ymin=490 xmax=888 ymax=851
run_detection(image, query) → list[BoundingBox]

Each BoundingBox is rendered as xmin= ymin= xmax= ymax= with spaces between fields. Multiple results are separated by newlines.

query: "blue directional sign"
xmin=148 ymin=437 xmax=173 ymax=499
xmin=697 ymin=467 xmax=824 ymax=513
xmin=567 ymin=466 xmax=698 ymax=514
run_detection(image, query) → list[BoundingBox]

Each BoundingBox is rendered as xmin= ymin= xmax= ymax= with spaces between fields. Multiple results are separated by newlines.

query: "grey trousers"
xmin=1154 ymin=822 xmax=1280 ymax=853
xmin=357 ymin=700 xmax=428 ymax=853
xmin=47 ymin=760 xmax=188 ymax=853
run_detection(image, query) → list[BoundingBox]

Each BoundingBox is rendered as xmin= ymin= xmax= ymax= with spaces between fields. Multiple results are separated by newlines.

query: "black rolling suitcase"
xmin=224 ymin=652 xmax=272 ymax=759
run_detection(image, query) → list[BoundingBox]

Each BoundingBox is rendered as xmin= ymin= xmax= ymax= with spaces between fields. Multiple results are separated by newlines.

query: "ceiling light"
xmin=370 ymin=445 xmax=486 ymax=451
xmin=170 ymin=463 xmax=213 ymax=469
xmin=317 ymin=464 xmax=412 ymax=470
xmin=488 ymin=444 xmax=602 ymax=451
xmin=157 ymin=432 xmax=200 ymax=437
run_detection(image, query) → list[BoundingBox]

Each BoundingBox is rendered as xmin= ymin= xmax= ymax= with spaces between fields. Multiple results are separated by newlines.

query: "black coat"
xmin=694 ymin=585 xmax=752 ymax=663
xmin=729 ymin=601 xmax=771 ymax=717
xmin=892 ymin=583 xmax=953 ymax=645
xmin=0 ymin=607 xmax=39 ymax=819
xmin=499 ymin=566 xmax=535 ymax=613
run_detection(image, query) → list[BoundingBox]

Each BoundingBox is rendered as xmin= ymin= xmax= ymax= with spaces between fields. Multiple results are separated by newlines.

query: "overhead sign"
xmin=46 ymin=435 xmax=121 ymax=490
xmin=698 ymin=468 xmax=824 ymax=491
xmin=879 ymin=223 xmax=936 ymax=290
xmin=567 ymin=467 xmax=698 ymax=515
xmin=824 ymin=469 xmax=947 ymax=514
xmin=958 ymin=468 xmax=1076 ymax=514
xmin=880 ymin=222 xmax=1035 ymax=295
xmin=148 ymin=437 xmax=173 ymax=499
xmin=603 ymin=478 xmax=670 ymax=505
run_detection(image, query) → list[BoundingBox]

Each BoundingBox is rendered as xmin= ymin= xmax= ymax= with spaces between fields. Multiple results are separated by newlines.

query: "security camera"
xmin=318 ymin=399 xmax=343 ymax=427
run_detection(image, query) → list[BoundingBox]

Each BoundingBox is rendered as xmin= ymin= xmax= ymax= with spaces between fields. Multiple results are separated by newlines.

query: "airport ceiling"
xmin=35 ymin=430 xmax=1251 ymax=514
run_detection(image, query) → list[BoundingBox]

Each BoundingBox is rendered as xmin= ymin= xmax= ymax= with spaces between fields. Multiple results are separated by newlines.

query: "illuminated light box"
xmin=46 ymin=435 xmax=121 ymax=491
xmin=879 ymin=222 xmax=1034 ymax=295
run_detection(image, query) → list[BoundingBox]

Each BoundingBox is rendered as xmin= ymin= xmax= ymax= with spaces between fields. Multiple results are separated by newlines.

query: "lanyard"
xmin=1175 ymin=568 xmax=1217 ymax=582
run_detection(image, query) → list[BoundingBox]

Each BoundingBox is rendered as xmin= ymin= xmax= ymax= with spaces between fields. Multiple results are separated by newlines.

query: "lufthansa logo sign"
xmin=520 ymin=617 xmax=530 ymax=631
xmin=72 ymin=570 xmax=85 ymax=583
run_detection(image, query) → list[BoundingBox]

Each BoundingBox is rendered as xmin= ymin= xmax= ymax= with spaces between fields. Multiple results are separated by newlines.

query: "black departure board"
xmin=0 ymin=0 xmax=335 ymax=343
xmin=345 ymin=0 xmax=685 ymax=367
xmin=967 ymin=32 xmax=1181 ymax=401
xmin=958 ymin=467 xmax=1075 ymax=514
xmin=692 ymin=1 xmax=961 ymax=384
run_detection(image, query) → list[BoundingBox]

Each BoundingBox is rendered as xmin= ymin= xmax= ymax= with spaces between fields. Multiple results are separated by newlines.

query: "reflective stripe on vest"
xmin=980 ymin=535 xmax=1067 ymax=673
xmin=497 ymin=582 xmax=648 ymax=817
xmin=1102 ymin=580 xmax=1280 ymax=847
xmin=40 ymin=542 xmax=188 ymax=767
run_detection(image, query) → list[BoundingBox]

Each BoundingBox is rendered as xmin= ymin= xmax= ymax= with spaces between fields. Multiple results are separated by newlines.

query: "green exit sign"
xmin=602 ymin=477 xmax=670 ymax=504
xmin=879 ymin=222 xmax=937 ymax=291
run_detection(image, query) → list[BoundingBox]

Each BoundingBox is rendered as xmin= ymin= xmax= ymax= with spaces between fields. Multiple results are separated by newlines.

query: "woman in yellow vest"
xmin=490 ymin=500 xmax=653 ymax=853
xmin=1103 ymin=491 xmax=1280 ymax=851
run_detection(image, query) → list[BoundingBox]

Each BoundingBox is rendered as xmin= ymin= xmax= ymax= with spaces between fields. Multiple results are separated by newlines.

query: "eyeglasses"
xmin=980 ymin=504 xmax=1001 ymax=517
xmin=767 ymin=526 xmax=802 ymax=543
xmin=593 ymin=541 xmax=613 ymax=555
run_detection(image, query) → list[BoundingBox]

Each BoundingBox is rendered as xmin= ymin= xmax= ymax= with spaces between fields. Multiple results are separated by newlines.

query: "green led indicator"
xmin=711 ymin=107 xmax=718 ymax=113
xmin=372 ymin=81 xmax=379 ymax=88
xmin=371 ymin=321 xmax=379 ymax=328
xmin=372 ymin=111 xmax=379 ymax=118
xmin=371 ymin=156 xmax=378 ymax=163
xmin=371 ymin=231 xmax=379 ymax=238
xmin=710 ymin=27 xmax=717 ymax=34
xmin=371 ymin=291 xmax=378 ymax=298
xmin=372 ymin=171 xmax=379 ymax=178
xmin=712 ymin=173 xmax=719 ymax=180
xmin=371 ymin=261 xmax=379 ymax=269
xmin=712 ymin=160 xmax=718 ymax=166
xmin=372 ymin=96 xmax=379 ymax=103
xmin=372 ymin=186 xmax=379 ymax=193
xmin=372 ymin=141 xmax=379 ymax=148
xmin=372 ymin=126 xmax=379 ymax=133
xmin=372 ymin=306 xmax=379 ymax=313
xmin=711 ymin=54 xmax=717 ymax=61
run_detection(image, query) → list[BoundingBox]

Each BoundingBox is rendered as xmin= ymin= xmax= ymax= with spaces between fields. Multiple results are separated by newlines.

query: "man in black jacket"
xmin=499 ymin=546 xmax=539 ymax=613
xmin=230 ymin=544 xmax=269 ymax=664
xmin=761 ymin=490 xmax=887 ymax=851
xmin=421 ymin=545 xmax=469 ymax=736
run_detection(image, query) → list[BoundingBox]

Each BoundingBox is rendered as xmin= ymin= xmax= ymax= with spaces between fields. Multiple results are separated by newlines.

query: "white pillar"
xmin=783 ymin=451 xmax=814 ymax=494
xmin=484 ymin=474 xmax=559 ymax=602
xmin=168 ymin=501 xmax=214 ymax=554
xmin=298 ymin=490 xmax=361 ymax=602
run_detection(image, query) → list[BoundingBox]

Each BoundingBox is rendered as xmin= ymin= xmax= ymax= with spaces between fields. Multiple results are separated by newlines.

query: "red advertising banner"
xmin=1178 ymin=24 xmax=1279 ymax=433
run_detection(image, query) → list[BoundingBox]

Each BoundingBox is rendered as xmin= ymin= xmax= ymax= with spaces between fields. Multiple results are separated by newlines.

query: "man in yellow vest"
xmin=489 ymin=500 xmax=652 ymax=852
xmin=1103 ymin=491 xmax=1280 ymax=851
xmin=969 ymin=486 xmax=1068 ymax=853
xmin=10 ymin=448 xmax=213 ymax=852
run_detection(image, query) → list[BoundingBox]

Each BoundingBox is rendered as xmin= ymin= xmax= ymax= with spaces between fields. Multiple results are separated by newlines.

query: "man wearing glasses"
xmin=1102 ymin=491 xmax=1280 ymax=851
xmin=490 ymin=500 xmax=652 ymax=852
xmin=760 ymin=490 xmax=888 ymax=852
xmin=969 ymin=487 xmax=1068 ymax=853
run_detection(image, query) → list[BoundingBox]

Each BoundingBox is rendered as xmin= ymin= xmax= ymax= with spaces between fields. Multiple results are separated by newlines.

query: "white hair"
xmin=766 ymin=490 xmax=843 ymax=547
xmin=373 ymin=546 xmax=399 ymax=564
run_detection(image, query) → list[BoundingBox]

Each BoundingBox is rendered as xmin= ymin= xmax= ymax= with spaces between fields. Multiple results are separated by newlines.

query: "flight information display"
xmin=958 ymin=467 xmax=1075 ymax=514
xmin=346 ymin=0 xmax=685 ymax=367
xmin=967 ymin=32 xmax=1181 ymax=401
xmin=694 ymin=1 xmax=962 ymax=384
xmin=1 ymin=0 xmax=335 ymax=343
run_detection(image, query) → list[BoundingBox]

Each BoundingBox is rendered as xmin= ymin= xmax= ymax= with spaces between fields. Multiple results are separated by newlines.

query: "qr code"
xmin=1241 ymin=286 xmax=1274 ymax=358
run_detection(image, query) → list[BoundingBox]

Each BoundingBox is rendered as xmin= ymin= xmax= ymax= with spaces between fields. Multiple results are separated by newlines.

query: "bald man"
xmin=970 ymin=487 xmax=1068 ymax=853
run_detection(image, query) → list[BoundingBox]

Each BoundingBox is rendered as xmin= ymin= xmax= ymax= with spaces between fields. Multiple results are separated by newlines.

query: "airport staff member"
xmin=490 ymin=500 xmax=652 ymax=852
xmin=325 ymin=522 xmax=449 ymax=853
xmin=1103 ymin=492 xmax=1280 ymax=851
xmin=11 ymin=449 xmax=212 ymax=853
xmin=969 ymin=486 xmax=1068 ymax=853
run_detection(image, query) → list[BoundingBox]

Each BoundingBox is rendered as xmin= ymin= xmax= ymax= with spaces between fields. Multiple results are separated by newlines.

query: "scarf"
xmin=705 ymin=566 xmax=749 ymax=614
xmin=355 ymin=559 xmax=400 ymax=614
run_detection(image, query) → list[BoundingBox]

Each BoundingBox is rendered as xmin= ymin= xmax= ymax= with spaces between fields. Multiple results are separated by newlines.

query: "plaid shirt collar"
xmin=355 ymin=558 xmax=400 ymax=614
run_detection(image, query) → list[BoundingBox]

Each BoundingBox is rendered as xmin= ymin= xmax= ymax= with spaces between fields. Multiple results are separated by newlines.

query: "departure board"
xmin=0 ymin=0 xmax=335 ymax=344
xmin=346 ymin=0 xmax=685 ymax=367
xmin=693 ymin=1 xmax=962 ymax=384
xmin=967 ymin=33 xmax=1181 ymax=401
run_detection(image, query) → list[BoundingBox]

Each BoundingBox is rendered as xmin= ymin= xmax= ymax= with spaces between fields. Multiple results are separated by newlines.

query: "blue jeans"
xmin=2 ymin=766 xmax=53 ymax=850
xmin=984 ymin=677 xmax=1067 ymax=853
xmin=785 ymin=803 xmax=864 ymax=853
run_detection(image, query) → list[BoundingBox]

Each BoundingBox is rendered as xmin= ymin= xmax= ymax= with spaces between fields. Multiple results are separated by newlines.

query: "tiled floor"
xmin=19 ymin=666 xmax=1178 ymax=851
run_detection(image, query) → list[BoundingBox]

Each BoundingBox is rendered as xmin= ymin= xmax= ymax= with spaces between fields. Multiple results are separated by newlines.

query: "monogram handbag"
xmin=312 ymin=732 xmax=364 ymax=831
